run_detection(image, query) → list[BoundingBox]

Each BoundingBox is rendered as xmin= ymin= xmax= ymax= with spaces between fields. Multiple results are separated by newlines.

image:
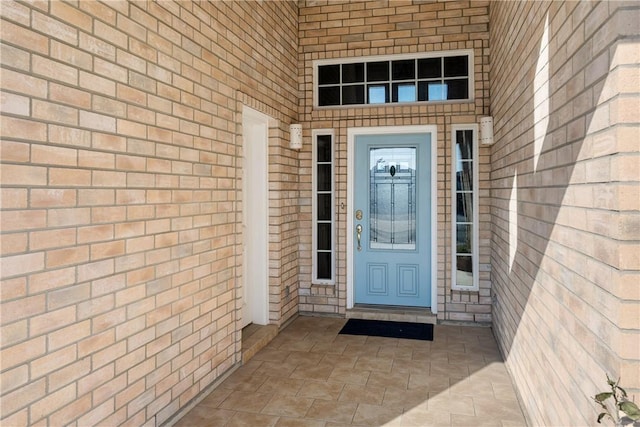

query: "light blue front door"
xmin=354 ymin=133 xmax=432 ymax=307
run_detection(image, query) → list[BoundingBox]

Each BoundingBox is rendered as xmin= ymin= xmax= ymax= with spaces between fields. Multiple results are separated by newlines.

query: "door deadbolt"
xmin=355 ymin=209 xmax=363 ymax=220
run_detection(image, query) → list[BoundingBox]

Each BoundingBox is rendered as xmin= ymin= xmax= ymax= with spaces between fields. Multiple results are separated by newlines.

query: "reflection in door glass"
xmin=369 ymin=147 xmax=417 ymax=250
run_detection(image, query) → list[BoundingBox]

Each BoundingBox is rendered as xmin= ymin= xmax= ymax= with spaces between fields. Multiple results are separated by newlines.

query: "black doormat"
xmin=339 ymin=319 xmax=434 ymax=341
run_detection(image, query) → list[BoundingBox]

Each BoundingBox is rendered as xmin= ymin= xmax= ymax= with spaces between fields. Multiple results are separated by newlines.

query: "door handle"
xmin=356 ymin=224 xmax=362 ymax=251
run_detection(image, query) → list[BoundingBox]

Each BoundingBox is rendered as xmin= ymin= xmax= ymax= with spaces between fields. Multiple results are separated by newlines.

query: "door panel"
xmin=241 ymin=107 xmax=270 ymax=327
xmin=367 ymin=263 xmax=388 ymax=295
xmin=354 ymin=133 xmax=431 ymax=307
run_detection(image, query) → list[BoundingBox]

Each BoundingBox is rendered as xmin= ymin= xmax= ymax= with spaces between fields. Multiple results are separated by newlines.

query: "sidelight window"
xmin=451 ymin=125 xmax=479 ymax=291
xmin=312 ymin=130 xmax=335 ymax=284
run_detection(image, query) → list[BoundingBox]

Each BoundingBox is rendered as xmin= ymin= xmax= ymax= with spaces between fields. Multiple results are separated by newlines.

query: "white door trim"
xmin=346 ymin=125 xmax=438 ymax=314
xmin=241 ymin=106 xmax=271 ymax=326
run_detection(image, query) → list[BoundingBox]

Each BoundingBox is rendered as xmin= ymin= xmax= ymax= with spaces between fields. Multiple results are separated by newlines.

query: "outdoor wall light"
xmin=290 ymin=124 xmax=303 ymax=150
xmin=479 ymin=116 xmax=494 ymax=146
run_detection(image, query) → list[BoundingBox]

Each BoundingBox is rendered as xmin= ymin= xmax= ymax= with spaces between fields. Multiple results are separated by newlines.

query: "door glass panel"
xmin=456 ymin=193 xmax=473 ymax=222
xmin=456 ymin=255 xmax=473 ymax=286
xmin=456 ymin=130 xmax=473 ymax=159
xmin=317 ymin=252 xmax=331 ymax=279
xmin=317 ymin=135 xmax=332 ymax=162
xmin=317 ymin=223 xmax=332 ymax=250
xmin=317 ymin=194 xmax=331 ymax=220
xmin=317 ymin=164 xmax=331 ymax=191
xmin=455 ymin=162 xmax=473 ymax=191
xmin=456 ymin=224 xmax=472 ymax=253
xmin=369 ymin=147 xmax=416 ymax=250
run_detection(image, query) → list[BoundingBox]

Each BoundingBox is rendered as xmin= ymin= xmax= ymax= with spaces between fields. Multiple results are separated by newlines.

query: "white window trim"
xmin=312 ymin=129 xmax=336 ymax=285
xmin=451 ymin=124 xmax=479 ymax=291
xmin=313 ymin=49 xmax=474 ymax=108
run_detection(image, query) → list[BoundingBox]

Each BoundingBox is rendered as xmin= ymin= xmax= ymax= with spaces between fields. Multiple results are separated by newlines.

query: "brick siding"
xmin=297 ymin=0 xmax=493 ymax=322
xmin=0 ymin=1 xmax=298 ymax=425
xmin=2 ymin=1 xmax=638 ymax=425
xmin=489 ymin=1 xmax=640 ymax=425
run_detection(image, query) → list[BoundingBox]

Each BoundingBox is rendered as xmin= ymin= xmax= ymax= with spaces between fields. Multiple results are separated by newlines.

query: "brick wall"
xmin=489 ymin=1 xmax=640 ymax=425
xmin=297 ymin=0 xmax=493 ymax=322
xmin=0 ymin=1 xmax=298 ymax=425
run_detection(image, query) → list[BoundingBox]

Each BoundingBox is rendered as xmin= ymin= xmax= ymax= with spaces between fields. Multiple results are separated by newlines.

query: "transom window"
xmin=314 ymin=50 xmax=473 ymax=107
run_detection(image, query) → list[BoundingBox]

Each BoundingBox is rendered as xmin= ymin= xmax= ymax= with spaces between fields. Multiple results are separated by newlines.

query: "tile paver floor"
xmin=175 ymin=316 xmax=527 ymax=426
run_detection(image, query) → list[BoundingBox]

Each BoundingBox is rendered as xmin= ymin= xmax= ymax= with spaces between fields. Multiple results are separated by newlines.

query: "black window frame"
xmin=314 ymin=50 xmax=473 ymax=108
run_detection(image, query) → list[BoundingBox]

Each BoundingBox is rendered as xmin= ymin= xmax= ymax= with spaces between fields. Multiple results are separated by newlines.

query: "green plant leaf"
xmin=618 ymin=385 xmax=628 ymax=398
xmin=620 ymin=401 xmax=640 ymax=420
xmin=595 ymin=392 xmax=613 ymax=402
xmin=597 ymin=412 xmax=606 ymax=423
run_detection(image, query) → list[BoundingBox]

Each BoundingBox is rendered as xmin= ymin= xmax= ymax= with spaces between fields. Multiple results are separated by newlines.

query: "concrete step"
xmin=346 ymin=304 xmax=437 ymax=324
xmin=241 ymin=323 xmax=277 ymax=364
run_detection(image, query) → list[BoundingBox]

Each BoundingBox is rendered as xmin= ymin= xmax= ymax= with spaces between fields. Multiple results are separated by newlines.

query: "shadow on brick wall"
xmin=488 ymin=2 xmax=637 ymax=426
